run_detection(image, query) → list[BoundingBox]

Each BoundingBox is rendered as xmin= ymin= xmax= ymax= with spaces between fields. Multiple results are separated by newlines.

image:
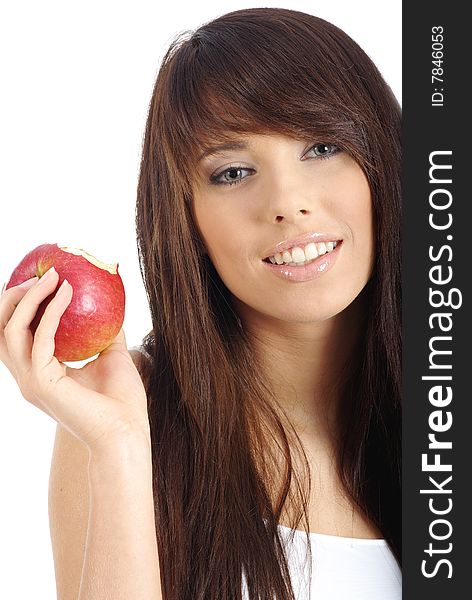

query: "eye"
xmin=306 ymin=143 xmax=340 ymax=159
xmin=209 ymin=143 xmax=341 ymax=188
xmin=210 ymin=166 xmax=253 ymax=187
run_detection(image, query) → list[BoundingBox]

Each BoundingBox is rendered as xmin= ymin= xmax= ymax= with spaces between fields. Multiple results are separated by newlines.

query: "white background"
xmin=0 ymin=1 xmax=401 ymax=596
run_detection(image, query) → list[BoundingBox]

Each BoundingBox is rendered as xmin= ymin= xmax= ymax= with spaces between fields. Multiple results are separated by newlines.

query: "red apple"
xmin=6 ymin=243 xmax=125 ymax=362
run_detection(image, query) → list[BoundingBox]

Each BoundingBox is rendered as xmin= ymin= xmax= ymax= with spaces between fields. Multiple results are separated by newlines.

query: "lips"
xmin=261 ymin=231 xmax=343 ymax=261
xmin=261 ymin=238 xmax=343 ymax=283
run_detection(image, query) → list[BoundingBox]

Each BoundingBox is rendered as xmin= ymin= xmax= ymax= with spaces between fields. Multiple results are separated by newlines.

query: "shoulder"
xmin=128 ymin=345 xmax=154 ymax=391
xmin=129 ymin=346 xmax=143 ymax=367
xmin=129 ymin=345 xmax=153 ymax=373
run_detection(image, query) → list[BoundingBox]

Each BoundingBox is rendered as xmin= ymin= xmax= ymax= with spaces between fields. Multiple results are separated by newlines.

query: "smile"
xmin=261 ymin=240 xmax=343 ymax=283
xmin=263 ymin=240 xmax=339 ymax=266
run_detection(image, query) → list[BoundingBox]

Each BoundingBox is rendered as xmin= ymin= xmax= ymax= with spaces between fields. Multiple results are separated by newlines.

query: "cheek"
xmin=348 ymin=192 xmax=375 ymax=280
xmin=328 ymin=167 xmax=375 ymax=281
xmin=338 ymin=170 xmax=374 ymax=246
xmin=192 ymin=197 xmax=247 ymax=267
xmin=350 ymin=193 xmax=374 ymax=250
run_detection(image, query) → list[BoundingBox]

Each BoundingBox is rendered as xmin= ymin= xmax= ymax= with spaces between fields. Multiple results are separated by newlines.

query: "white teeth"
xmin=304 ymin=243 xmax=319 ymax=261
xmin=282 ymin=250 xmax=292 ymax=263
xmin=266 ymin=240 xmax=339 ymax=266
xmin=291 ymin=247 xmax=306 ymax=263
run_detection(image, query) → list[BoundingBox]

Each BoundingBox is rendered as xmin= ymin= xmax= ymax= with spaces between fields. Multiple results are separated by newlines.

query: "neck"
xmin=234 ymin=290 xmax=367 ymax=446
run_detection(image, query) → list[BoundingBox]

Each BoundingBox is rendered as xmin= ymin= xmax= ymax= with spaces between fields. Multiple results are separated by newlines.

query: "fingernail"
xmin=38 ymin=266 xmax=56 ymax=283
xmin=1 ymin=281 xmax=6 ymax=295
xmin=19 ymin=276 xmax=39 ymax=289
xmin=56 ymin=278 xmax=70 ymax=297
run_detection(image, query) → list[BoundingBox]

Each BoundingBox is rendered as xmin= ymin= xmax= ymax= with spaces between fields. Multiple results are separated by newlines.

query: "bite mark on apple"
xmin=59 ymin=246 xmax=118 ymax=274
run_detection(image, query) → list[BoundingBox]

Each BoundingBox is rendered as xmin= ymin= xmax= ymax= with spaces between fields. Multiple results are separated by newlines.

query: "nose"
xmin=273 ymin=207 xmax=310 ymax=224
xmin=263 ymin=178 xmax=313 ymax=224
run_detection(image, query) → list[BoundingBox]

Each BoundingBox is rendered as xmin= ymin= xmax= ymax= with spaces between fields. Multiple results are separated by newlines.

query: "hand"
xmin=0 ymin=268 xmax=151 ymax=453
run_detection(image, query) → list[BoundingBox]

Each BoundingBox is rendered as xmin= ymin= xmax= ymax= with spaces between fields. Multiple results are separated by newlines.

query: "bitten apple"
xmin=6 ymin=243 xmax=125 ymax=362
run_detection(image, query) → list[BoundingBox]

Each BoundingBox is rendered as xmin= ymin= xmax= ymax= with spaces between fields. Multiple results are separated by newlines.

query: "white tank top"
xmin=130 ymin=348 xmax=401 ymax=598
xmin=242 ymin=524 xmax=401 ymax=599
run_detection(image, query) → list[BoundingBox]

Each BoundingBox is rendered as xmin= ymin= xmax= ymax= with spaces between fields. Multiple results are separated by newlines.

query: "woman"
xmin=0 ymin=7 xmax=401 ymax=599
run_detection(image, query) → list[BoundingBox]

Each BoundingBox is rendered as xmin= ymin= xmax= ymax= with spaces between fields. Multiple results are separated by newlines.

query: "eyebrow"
xmin=197 ymin=140 xmax=251 ymax=162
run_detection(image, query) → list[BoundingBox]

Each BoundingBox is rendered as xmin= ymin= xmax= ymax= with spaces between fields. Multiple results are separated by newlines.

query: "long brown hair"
xmin=135 ymin=8 xmax=401 ymax=598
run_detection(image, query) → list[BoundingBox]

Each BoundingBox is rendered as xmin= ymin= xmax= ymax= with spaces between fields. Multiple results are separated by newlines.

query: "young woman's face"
xmin=191 ymin=133 xmax=375 ymax=325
